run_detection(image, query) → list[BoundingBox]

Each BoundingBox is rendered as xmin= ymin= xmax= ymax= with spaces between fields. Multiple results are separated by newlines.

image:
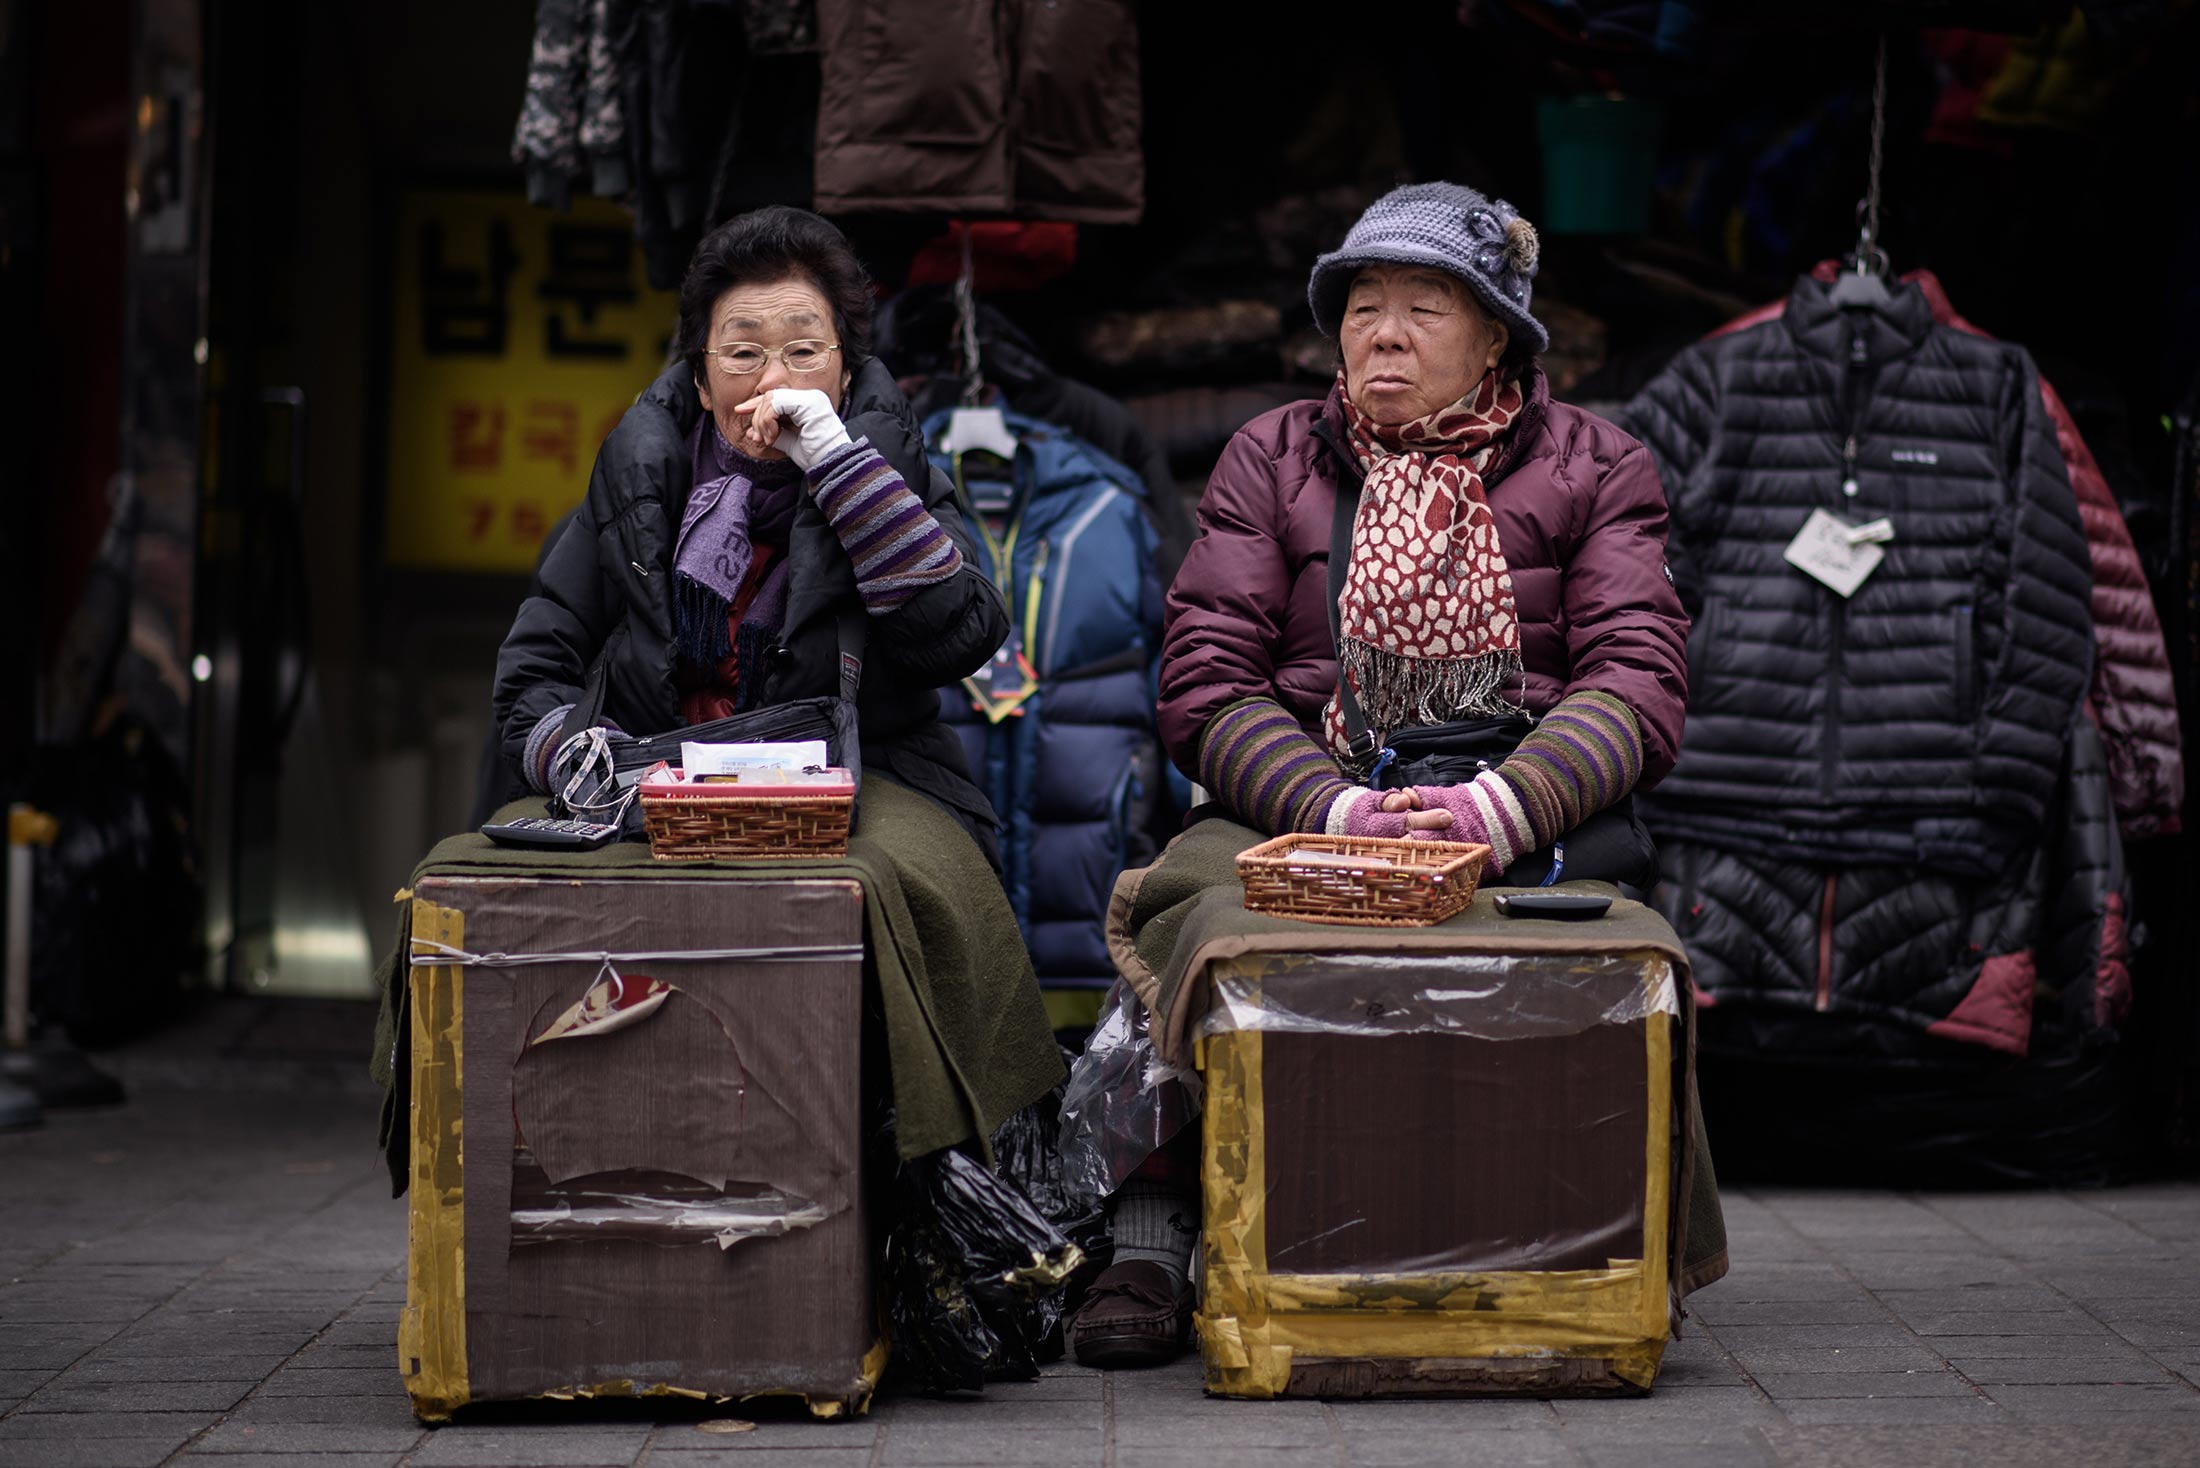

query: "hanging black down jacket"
xmin=1659 ymin=715 xmax=2132 ymax=1061
xmin=1620 ymin=275 xmax=2094 ymax=876
xmin=490 ymin=357 xmax=1011 ymax=855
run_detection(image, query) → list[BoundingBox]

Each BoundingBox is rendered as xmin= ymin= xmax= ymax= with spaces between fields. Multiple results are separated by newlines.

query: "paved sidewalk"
xmin=4 ymin=1012 xmax=2199 ymax=1467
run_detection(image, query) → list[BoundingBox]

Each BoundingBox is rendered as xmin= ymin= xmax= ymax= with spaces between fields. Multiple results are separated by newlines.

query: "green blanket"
xmin=371 ymin=777 xmax=1063 ymax=1193
xmin=1105 ymin=814 xmax=1730 ymax=1299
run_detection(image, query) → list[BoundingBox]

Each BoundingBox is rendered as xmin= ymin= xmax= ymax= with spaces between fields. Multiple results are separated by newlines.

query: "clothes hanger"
xmin=937 ymin=223 xmax=1022 ymax=461
xmin=1829 ymin=35 xmax=1895 ymax=311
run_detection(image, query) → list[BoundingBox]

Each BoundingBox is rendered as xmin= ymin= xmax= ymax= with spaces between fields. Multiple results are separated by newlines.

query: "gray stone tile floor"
xmin=5 ymin=1029 xmax=2199 ymax=1467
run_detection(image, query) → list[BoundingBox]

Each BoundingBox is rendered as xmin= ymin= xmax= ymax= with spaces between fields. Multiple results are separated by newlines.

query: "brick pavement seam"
xmin=0 ymin=1164 xmax=250 ymax=1409
xmin=866 ymin=1398 xmax=889 ymax=1468
xmin=2061 ymin=1189 xmax=2190 ymax=1249
xmin=1910 ymin=1191 xmax=2200 ymax=1400
xmin=2 ymin=1138 xmax=390 ymax=1443
xmin=1749 ymin=1192 xmax=1999 ymax=1409
xmin=1693 ymin=1321 xmax=1786 ymax=1407
xmin=159 ymin=1177 xmax=427 ymax=1465
xmin=1315 ymin=1399 xmax=1348 ymax=1467
xmin=1100 ymin=1368 xmax=1115 ymax=1468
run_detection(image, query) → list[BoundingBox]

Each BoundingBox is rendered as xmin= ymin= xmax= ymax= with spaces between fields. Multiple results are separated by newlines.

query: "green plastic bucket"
xmin=1537 ymin=94 xmax=1666 ymax=236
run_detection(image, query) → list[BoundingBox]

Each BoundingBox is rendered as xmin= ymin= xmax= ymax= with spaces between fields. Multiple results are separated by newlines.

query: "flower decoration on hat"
xmin=1463 ymin=204 xmax=1509 ymax=280
xmin=1502 ymin=216 xmax=1540 ymax=277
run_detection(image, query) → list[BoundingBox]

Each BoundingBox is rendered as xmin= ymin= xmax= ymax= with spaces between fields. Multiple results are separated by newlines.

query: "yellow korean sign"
xmin=384 ymin=189 xmax=681 ymax=573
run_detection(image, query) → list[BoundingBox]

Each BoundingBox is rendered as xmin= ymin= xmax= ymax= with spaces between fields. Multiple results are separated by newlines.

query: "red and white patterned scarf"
xmin=1323 ymin=368 xmax=1529 ymax=764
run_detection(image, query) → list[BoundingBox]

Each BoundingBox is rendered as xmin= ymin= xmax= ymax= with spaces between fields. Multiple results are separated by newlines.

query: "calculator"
xmin=480 ymin=816 xmax=625 ymax=850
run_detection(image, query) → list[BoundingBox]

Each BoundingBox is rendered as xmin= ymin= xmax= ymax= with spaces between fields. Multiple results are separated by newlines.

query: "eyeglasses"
xmin=702 ymin=340 xmax=840 ymax=376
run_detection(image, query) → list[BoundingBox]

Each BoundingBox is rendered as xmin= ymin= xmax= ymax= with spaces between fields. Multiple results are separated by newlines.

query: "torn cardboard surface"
xmin=529 ymin=970 xmax=675 ymax=1044
xmin=1194 ymin=949 xmax=1674 ymax=1400
xmin=512 ymin=980 xmax=829 ymax=1195
xmin=508 ymin=1151 xmax=829 ymax=1250
xmin=401 ymin=876 xmax=880 ymax=1422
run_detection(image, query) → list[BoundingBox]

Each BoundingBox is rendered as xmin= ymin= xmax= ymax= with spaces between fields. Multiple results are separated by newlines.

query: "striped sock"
xmin=1108 ymin=1178 xmax=1199 ymax=1289
xmin=1490 ymin=690 xmax=1645 ymax=854
xmin=1195 ymin=698 xmax=1357 ymax=836
xmin=806 ymin=437 xmax=963 ymax=612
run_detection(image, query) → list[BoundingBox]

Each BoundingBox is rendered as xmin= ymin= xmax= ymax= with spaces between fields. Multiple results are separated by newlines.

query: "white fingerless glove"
xmin=767 ymin=388 xmax=853 ymax=471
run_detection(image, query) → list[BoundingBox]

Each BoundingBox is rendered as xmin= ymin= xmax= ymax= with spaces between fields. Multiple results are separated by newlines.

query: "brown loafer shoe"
xmin=1066 ymin=1259 xmax=1194 ymax=1369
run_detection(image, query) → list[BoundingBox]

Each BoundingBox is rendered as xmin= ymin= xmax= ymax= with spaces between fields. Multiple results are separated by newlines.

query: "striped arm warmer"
xmin=1446 ymin=690 xmax=1645 ymax=870
xmin=806 ymin=437 xmax=963 ymax=613
xmin=1195 ymin=697 xmax=1363 ymax=836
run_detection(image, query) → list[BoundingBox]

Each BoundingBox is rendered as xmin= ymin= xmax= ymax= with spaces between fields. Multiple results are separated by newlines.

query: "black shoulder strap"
xmin=1312 ymin=420 xmax=1378 ymax=765
xmin=560 ymin=659 xmax=610 ymax=750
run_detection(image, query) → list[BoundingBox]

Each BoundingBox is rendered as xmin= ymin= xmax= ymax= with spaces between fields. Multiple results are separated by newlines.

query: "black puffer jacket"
xmin=1658 ymin=716 xmax=2131 ymax=1061
xmin=1621 ymin=275 xmax=2094 ymax=875
xmin=491 ymin=357 xmax=1011 ymax=854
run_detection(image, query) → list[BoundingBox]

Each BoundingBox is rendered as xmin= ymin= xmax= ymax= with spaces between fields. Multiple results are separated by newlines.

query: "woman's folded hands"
xmin=1338 ymin=780 xmax=1514 ymax=869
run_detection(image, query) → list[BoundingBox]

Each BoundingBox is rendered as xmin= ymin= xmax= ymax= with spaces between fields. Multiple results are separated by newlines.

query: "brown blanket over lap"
xmin=1105 ymin=813 xmax=1730 ymax=1299
xmin=370 ymin=776 xmax=1063 ymax=1193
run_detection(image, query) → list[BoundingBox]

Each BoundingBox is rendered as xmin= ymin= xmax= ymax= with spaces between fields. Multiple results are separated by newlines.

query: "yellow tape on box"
xmin=1196 ymin=993 xmax=1672 ymax=1399
xmin=396 ymin=896 xmax=884 ymax=1422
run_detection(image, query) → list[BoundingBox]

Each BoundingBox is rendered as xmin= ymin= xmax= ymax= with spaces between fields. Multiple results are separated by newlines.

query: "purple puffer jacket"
xmin=1158 ymin=371 xmax=1690 ymax=787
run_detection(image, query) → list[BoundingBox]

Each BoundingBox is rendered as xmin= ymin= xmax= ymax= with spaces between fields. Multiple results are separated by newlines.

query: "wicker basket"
xmin=1236 ymin=833 xmax=1490 ymax=927
xmin=638 ymin=768 xmax=855 ymax=861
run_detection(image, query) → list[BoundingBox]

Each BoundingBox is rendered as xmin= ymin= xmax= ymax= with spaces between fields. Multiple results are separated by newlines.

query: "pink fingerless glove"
xmin=1404 ymin=776 xmax=1526 ymax=872
xmin=1334 ymin=787 xmax=1414 ymax=840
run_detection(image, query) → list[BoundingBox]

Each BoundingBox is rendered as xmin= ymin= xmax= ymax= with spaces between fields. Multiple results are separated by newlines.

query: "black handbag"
xmin=551 ymin=607 xmax=867 ymax=835
xmin=1320 ymin=428 xmax=1657 ymax=890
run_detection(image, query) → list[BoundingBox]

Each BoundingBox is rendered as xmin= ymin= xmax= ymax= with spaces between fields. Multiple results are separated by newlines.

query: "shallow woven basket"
xmin=1236 ymin=833 xmax=1491 ymax=927
xmin=641 ymin=788 xmax=853 ymax=861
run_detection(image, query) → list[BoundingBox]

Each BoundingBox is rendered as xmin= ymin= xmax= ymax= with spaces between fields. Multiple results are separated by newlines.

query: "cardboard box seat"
xmin=401 ymin=872 xmax=878 ymax=1421
xmin=1177 ymin=893 xmax=1697 ymax=1399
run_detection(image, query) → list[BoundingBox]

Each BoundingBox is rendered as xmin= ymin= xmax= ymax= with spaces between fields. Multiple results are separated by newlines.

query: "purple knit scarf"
xmin=675 ymin=416 xmax=803 ymax=665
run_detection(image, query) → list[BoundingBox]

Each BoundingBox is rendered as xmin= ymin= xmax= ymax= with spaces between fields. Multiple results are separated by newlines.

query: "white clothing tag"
xmin=1784 ymin=509 xmax=1886 ymax=597
xmin=1845 ymin=517 xmax=1896 ymax=546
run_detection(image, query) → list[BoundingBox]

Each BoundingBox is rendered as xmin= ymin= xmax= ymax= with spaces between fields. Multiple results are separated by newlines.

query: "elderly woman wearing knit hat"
xmin=1064 ymin=183 xmax=1701 ymax=1368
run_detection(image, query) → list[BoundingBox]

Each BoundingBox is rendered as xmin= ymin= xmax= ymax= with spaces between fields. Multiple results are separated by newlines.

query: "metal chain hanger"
xmin=1832 ymin=35 xmax=1895 ymax=307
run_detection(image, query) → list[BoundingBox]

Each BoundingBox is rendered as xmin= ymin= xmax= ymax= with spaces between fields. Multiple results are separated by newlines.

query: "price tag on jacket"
xmin=1784 ymin=508 xmax=1892 ymax=597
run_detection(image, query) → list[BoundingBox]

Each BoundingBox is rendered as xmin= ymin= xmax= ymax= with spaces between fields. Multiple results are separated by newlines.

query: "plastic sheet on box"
xmin=1055 ymin=981 xmax=1203 ymax=1214
xmin=1198 ymin=951 xmax=1679 ymax=1043
xmin=506 ymin=1179 xmax=831 ymax=1250
xmin=1192 ymin=946 xmax=1677 ymax=1400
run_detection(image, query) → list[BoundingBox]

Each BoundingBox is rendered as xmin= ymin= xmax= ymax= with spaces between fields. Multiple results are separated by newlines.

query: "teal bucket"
xmin=1536 ymin=94 xmax=1666 ymax=236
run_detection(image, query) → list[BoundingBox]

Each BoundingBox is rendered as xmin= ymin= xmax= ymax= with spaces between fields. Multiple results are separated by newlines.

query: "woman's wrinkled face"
xmin=1340 ymin=265 xmax=1509 ymax=426
xmin=694 ymin=276 xmax=851 ymax=459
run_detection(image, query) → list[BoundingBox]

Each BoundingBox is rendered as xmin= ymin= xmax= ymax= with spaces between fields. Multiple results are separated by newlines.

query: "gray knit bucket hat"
xmin=1308 ymin=182 xmax=1549 ymax=357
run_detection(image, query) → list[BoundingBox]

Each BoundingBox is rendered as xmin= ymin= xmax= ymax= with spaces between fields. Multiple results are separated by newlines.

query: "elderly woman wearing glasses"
xmin=491 ymin=205 xmax=1014 ymax=864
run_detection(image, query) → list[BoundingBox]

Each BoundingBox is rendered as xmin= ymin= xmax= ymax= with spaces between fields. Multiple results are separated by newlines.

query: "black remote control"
xmin=1494 ymin=892 xmax=1613 ymax=921
xmin=480 ymin=816 xmax=625 ymax=851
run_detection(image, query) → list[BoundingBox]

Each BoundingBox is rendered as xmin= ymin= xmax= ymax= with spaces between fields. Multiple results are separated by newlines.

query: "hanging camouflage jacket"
xmin=514 ymin=0 xmax=631 ymax=208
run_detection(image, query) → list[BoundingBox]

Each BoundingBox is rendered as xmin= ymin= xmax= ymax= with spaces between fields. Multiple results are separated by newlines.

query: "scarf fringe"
xmin=675 ymin=573 xmax=736 ymax=668
xmin=732 ymin=622 xmax=774 ymax=713
xmin=1340 ymin=639 xmax=1527 ymax=734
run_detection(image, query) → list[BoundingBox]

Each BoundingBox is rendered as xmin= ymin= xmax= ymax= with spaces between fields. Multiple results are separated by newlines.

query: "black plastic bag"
xmin=879 ymin=1095 xmax=1087 ymax=1394
xmin=991 ymin=1058 xmax=1113 ymax=1318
